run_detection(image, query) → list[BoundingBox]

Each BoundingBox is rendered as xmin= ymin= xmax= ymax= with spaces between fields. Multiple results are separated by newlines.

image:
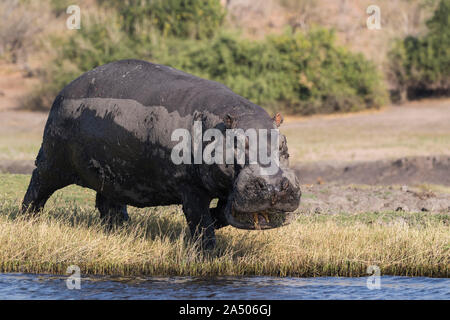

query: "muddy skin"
xmin=21 ymin=59 xmax=301 ymax=250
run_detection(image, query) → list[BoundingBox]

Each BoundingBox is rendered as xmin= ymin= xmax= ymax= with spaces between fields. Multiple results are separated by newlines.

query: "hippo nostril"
xmin=281 ymin=178 xmax=290 ymax=191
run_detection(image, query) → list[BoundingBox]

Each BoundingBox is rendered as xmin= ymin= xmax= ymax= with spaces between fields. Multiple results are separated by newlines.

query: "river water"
xmin=0 ymin=273 xmax=448 ymax=300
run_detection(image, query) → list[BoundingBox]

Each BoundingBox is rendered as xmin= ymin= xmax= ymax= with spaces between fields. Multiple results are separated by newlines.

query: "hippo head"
xmin=220 ymin=112 xmax=301 ymax=230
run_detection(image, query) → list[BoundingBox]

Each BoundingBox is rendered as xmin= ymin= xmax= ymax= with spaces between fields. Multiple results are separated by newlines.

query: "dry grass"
xmin=0 ymin=0 xmax=51 ymax=63
xmin=0 ymin=174 xmax=448 ymax=278
xmin=0 ymin=110 xmax=45 ymax=164
xmin=0 ymin=133 xmax=42 ymax=162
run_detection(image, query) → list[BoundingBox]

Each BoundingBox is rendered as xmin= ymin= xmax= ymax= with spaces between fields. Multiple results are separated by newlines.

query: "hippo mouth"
xmin=223 ymin=164 xmax=302 ymax=230
xmin=225 ymin=204 xmax=297 ymax=230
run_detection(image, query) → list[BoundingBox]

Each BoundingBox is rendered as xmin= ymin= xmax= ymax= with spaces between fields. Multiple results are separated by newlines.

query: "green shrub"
xmin=162 ymin=29 xmax=387 ymax=114
xmin=102 ymin=0 xmax=226 ymax=40
xmin=388 ymin=0 xmax=450 ymax=101
xmin=25 ymin=6 xmax=387 ymax=115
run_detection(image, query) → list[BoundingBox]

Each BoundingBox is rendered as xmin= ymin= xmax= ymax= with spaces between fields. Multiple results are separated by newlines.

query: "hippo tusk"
xmin=253 ymin=213 xmax=261 ymax=230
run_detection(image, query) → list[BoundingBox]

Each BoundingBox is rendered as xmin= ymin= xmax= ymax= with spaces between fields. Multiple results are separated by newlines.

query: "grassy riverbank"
xmin=0 ymin=174 xmax=448 ymax=277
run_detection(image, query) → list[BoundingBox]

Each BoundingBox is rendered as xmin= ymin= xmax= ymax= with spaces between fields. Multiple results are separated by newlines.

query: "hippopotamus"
xmin=22 ymin=59 xmax=301 ymax=249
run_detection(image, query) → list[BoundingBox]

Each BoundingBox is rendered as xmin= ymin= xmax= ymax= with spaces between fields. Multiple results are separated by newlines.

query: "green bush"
xmin=26 ymin=6 xmax=387 ymax=115
xmin=388 ymin=0 xmax=450 ymax=101
xmin=161 ymin=29 xmax=387 ymax=114
xmin=102 ymin=0 xmax=226 ymax=39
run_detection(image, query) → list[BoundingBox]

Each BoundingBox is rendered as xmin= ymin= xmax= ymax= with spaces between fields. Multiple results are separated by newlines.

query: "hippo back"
xmin=59 ymin=59 xmax=268 ymax=122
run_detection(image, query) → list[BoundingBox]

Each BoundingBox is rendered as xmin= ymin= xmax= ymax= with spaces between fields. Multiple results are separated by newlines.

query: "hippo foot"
xmin=101 ymin=215 xmax=130 ymax=232
xmin=96 ymin=193 xmax=129 ymax=231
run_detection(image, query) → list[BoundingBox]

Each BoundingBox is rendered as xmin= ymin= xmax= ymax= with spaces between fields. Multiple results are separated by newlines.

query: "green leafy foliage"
xmin=26 ymin=2 xmax=387 ymax=115
xmin=161 ymin=29 xmax=387 ymax=114
xmin=388 ymin=0 xmax=450 ymax=100
xmin=102 ymin=0 xmax=226 ymax=39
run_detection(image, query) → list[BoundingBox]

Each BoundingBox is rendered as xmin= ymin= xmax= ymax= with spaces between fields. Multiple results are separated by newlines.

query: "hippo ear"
xmin=223 ymin=113 xmax=236 ymax=129
xmin=273 ymin=113 xmax=284 ymax=127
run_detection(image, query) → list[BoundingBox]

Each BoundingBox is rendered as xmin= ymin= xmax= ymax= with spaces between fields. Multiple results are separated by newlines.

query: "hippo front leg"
xmin=181 ymin=187 xmax=216 ymax=250
xmin=210 ymin=199 xmax=230 ymax=229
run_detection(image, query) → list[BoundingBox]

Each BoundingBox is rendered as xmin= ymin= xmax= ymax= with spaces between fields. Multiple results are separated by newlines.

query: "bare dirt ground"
xmin=296 ymin=155 xmax=450 ymax=186
xmin=0 ymin=63 xmax=38 ymax=112
xmin=0 ymin=65 xmax=449 ymax=213
xmin=300 ymin=183 xmax=450 ymax=214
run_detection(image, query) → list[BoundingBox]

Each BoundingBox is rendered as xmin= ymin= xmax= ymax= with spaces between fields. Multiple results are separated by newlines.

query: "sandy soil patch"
xmin=0 ymin=63 xmax=38 ymax=112
xmin=300 ymin=183 xmax=450 ymax=215
xmin=296 ymin=155 xmax=450 ymax=186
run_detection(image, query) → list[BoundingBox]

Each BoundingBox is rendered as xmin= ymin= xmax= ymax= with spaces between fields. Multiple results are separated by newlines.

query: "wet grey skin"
xmin=21 ymin=59 xmax=301 ymax=250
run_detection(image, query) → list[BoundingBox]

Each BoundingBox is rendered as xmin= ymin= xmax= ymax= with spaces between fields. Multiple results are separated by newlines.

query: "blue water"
xmin=0 ymin=273 xmax=448 ymax=300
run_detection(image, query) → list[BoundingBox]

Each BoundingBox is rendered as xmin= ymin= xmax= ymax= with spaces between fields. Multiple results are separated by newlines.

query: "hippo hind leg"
xmin=22 ymin=147 xmax=74 ymax=215
xmin=95 ymin=193 xmax=129 ymax=230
